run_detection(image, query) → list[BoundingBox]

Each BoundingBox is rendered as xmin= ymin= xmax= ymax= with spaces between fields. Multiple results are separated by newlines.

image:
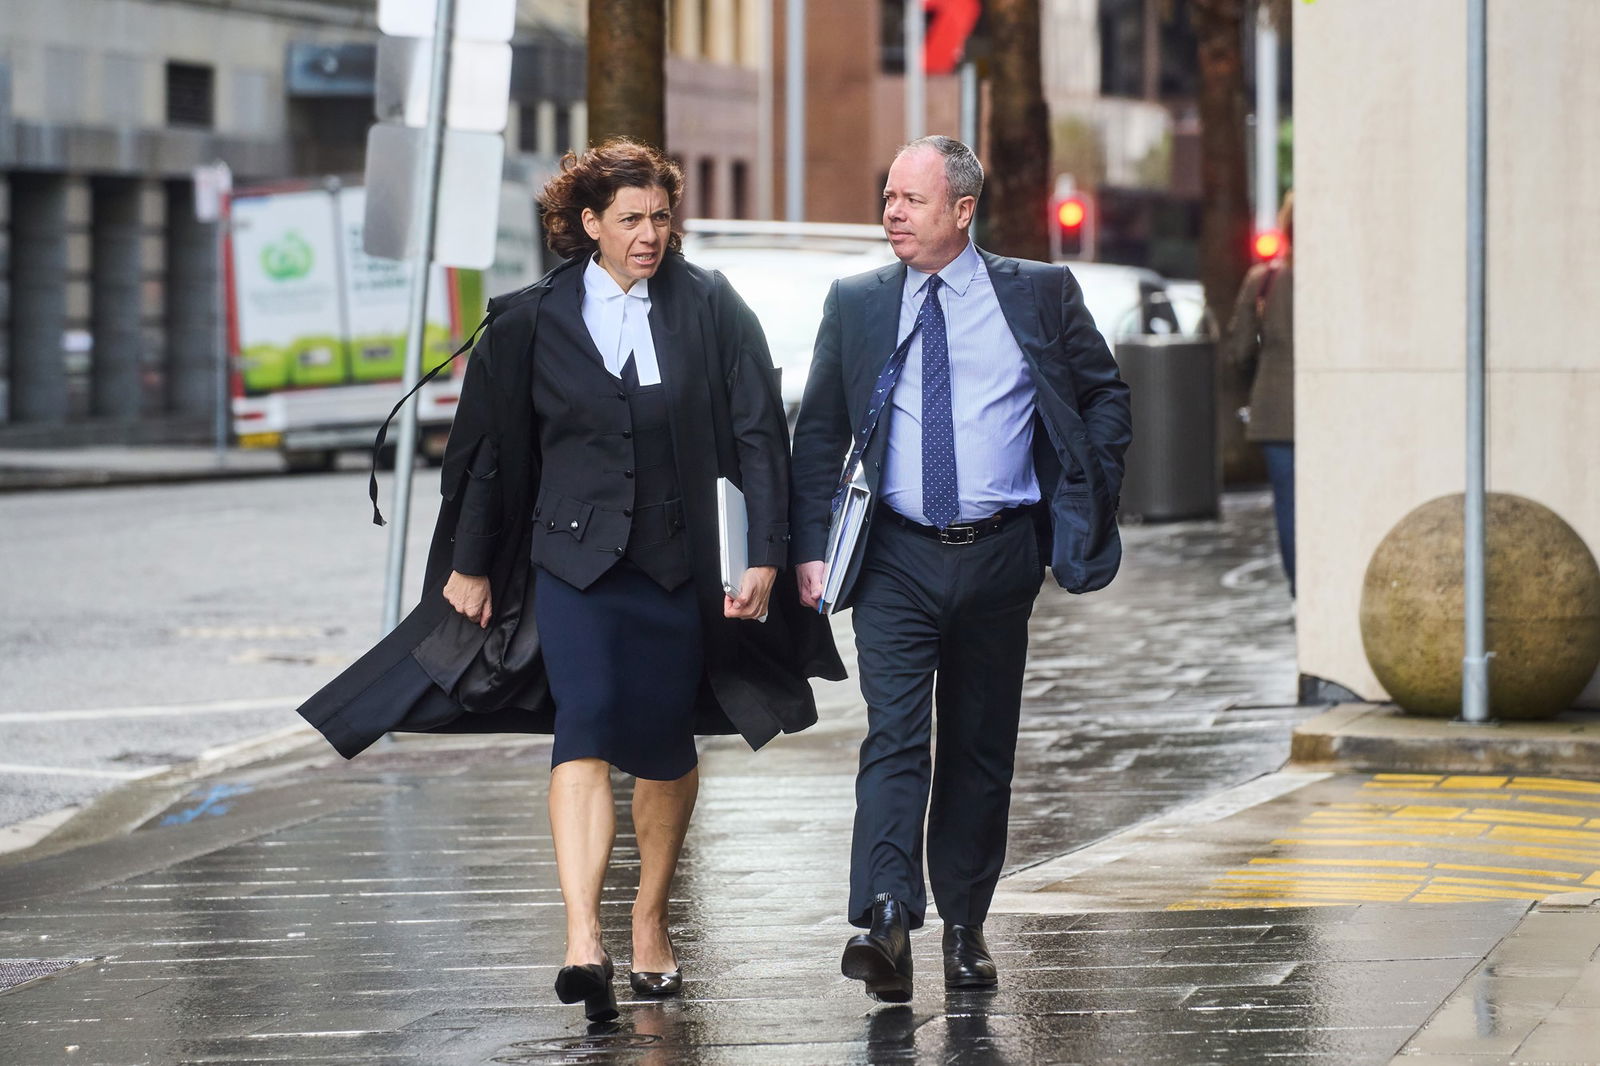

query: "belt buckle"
xmin=938 ymin=524 xmax=978 ymax=545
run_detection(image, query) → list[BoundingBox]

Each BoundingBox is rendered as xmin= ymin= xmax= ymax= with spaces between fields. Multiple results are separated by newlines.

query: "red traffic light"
xmin=1253 ymin=229 xmax=1285 ymax=260
xmin=1056 ymin=198 xmax=1087 ymax=230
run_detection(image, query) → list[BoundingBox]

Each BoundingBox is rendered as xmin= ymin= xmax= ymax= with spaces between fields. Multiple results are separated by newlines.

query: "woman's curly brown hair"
xmin=539 ymin=138 xmax=685 ymax=260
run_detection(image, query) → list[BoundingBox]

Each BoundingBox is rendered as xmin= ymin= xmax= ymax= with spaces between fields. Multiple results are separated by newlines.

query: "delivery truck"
xmin=227 ymin=178 xmax=540 ymax=471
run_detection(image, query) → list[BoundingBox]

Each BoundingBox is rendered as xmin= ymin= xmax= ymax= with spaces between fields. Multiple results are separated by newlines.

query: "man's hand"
xmin=795 ymin=560 xmax=826 ymax=609
xmin=443 ymin=571 xmax=493 ymax=629
xmin=724 ymin=566 xmax=777 ymax=620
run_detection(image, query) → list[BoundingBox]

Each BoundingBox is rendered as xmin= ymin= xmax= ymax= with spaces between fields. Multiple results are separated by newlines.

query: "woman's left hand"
xmin=724 ymin=566 xmax=777 ymax=620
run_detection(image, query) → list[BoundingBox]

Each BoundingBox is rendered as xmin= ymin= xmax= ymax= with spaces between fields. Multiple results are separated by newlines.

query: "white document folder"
xmin=716 ymin=477 xmax=748 ymax=597
xmin=820 ymin=464 xmax=872 ymax=615
xmin=717 ymin=477 xmax=769 ymax=623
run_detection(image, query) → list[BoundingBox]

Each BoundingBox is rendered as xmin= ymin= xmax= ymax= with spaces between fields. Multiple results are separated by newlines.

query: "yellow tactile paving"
xmin=1434 ymin=862 xmax=1582 ymax=879
xmin=1172 ymin=772 xmax=1600 ymax=910
xmin=1246 ymin=857 xmax=1430 ymax=869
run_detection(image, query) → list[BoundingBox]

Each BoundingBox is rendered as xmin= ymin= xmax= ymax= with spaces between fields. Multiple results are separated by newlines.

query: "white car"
xmin=1162 ymin=279 xmax=1211 ymax=337
xmin=681 ymin=220 xmax=898 ymax=412
xmin=685 ymin=220 xmax=1189 ymax=409
xmin=1059 ymin=260 xmax=1184 ymax=351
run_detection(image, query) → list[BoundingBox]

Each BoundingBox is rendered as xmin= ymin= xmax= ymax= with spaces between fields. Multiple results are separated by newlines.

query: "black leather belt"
xmin=884 ymin=504 xmax=1038 ymax=545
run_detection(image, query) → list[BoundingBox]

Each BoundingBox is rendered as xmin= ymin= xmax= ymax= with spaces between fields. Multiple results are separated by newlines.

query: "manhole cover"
xmin=491 ymin=1032 xmax=662 ymax=1063
xmin=0 ymin=958 xmax=94 ymax=994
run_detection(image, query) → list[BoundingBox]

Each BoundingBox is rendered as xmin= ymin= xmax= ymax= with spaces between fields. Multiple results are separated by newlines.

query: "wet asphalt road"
xmin=0 ymin=470 xmax=435 ymax=830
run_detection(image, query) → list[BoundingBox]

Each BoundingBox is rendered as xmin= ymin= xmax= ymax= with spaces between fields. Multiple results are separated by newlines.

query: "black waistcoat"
xmin=528 ymin=281 xmax=692 ymax=592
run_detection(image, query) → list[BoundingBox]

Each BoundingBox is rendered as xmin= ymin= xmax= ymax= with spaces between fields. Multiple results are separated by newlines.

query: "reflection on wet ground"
xmin=3 ymin=495 xmax=1583 ymax=1063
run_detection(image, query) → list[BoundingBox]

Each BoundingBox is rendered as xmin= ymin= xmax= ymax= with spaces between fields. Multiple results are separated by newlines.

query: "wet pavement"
xmin=997 ymin=770 xmax=1600 ymax=914
xmin=1 ymin=493 xmax=1596 ymax=1064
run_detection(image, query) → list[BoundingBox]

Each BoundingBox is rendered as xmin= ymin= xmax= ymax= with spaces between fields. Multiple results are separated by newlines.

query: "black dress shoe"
xmin=841 ymin=894 xmax=914 ymax=1003
xmin=942 ymin=923 xmax=997 ymax=989
xmin=555 ymin=953 xmax=618 ymax=1022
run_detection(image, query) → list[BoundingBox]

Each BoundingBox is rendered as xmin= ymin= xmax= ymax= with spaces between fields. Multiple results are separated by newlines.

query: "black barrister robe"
xmin=297 ymin=253 xmax=846 ymax=759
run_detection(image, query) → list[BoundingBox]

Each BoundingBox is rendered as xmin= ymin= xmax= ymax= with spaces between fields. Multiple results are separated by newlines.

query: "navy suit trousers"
xmin=847 ymin=513 xmax=1044 ymax=929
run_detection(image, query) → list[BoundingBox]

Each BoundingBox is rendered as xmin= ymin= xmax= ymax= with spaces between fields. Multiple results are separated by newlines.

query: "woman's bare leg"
xmin=630 ymin=767 xmax=699 ymax=972
xmin=549 ymin=758 xmax=615 ymax=968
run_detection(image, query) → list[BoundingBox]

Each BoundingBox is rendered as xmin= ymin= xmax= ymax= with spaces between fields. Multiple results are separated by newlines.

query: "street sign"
xmin=363 ymin=123 xmax=504 ymax=269
xmin=192 ymin=161 xmax=232 ymax=222
xmin=375 ymin=36 xmax=511 ymax=133
xmin=377 ymin=0 xmax=514 ymax=42
xmin=370 ymin=0 xmax=515 ymax=636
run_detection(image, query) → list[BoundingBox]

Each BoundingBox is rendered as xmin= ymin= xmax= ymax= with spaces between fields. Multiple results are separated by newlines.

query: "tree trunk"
xmin=587 ymin=0 xmax=666 ymax=149
xmin=1190 ymin=0 xmax=1258 ymax=484
xmin=985 ymin=0 xmax=1050 ymax=262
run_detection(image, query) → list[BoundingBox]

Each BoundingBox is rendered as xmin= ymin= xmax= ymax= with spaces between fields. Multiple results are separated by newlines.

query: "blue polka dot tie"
xmin=919 ymin=275 xmax=959 ymax=530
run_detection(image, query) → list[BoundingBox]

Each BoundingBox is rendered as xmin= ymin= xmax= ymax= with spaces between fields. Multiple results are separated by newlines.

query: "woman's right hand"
xmin=444 ymin=571 xmax=493 ymax=629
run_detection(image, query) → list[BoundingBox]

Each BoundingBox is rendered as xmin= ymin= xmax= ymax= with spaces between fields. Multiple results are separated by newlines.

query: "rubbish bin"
xmin=1114 ymin=335 xmax=1219 ymax=521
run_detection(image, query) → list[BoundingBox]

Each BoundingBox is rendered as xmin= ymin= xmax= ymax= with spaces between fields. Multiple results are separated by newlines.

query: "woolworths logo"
xmin=261 ymin=231 xmax=314 ymax=281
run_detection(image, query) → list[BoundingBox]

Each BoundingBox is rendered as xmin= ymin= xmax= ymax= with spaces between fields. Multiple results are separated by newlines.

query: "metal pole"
xmin=382 ymin=0 xmax=456 ymax=633
xmin=1254 ymin=4 xmax=1279 ymax=233
xmin=757 ymin=0 xmax=775 ymax=219
xmin=959 ymin=59 xmax=979 ymax=151
xmin=905 ymin=0 xmax=925 ymax=142
xmin=785 ymin=0 xmax=805 ymax=222
xmin=213 ymin=197 xmax=229 ymax=467
xmin=1461 ymin=0 xmax=1491 ymax=723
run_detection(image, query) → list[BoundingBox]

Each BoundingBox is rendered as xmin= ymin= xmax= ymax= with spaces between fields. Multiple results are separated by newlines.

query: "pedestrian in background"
xmin=1225 ymin=190 xmax=1296 ymax=597
xmin=790 ymin=135 xmax=1131 ymax=1001
xmin=295 ymin=139 xmax=842 ymax=1023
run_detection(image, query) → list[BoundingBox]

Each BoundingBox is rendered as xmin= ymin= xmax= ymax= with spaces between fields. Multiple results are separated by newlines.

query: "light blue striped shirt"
xmin=881 ymin=242 xmax=1041 ymax=524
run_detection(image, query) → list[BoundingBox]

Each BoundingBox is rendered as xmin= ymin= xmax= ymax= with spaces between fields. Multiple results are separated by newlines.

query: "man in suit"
xmin=791 ymin=136 xmax=1131 ymax=1001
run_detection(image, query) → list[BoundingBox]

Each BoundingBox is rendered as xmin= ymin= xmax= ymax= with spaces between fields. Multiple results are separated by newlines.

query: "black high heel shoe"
xmin=554 ymin=953 xmax=618 ymax=1022
xmin=628 ymin=934 xmax=682 ymax=997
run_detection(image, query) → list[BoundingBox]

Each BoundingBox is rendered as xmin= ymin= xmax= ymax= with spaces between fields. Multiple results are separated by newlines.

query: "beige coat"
xmin=1223 ymin=260 xmax=1294 ymax=443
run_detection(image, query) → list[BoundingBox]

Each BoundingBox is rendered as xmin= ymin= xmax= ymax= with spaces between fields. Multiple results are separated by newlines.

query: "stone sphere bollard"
xmin=1360 ymin=493 xmax=1600 ymax=719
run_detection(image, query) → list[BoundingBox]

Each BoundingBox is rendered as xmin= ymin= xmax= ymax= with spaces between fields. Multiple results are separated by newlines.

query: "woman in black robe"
xmin=295 ymin=140 xmax=843 ymax=1022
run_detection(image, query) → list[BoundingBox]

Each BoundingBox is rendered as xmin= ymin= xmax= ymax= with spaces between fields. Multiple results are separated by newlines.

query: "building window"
xmin=880 ymin=0 xmax=933 ymax=75
xmin=555 ymin=106 xmax=573 ymax=157
xmin=1098 ymin=0 xmax=1199 ymax=101
xmin=698 ymin=158 xmax=717 ymax=218
xmin=731 ymin=160 xmax=749 ymax=220
xmin=166 ymin=62 xmax=214 ymax=128
xmin=518 ymin=104 xmax=540 ymax=153
xmin=880 ymin=0 xmax=905 ymax=74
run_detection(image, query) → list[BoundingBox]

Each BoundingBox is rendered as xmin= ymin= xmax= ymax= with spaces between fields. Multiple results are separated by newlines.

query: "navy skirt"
xmin=534 ymin=562 xmax=703 ymax=781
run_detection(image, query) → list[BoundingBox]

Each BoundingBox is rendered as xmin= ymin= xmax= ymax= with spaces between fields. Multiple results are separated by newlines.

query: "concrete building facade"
xmin=1294 ymin=0 xmax=1600 ymax=705
xmin=665 ymin=0 xmax=766 ymax=221
xmin=0 ymin=0 xmax=583 ymax=443
xmin=771 ymin=0 xmax=963 ymax=225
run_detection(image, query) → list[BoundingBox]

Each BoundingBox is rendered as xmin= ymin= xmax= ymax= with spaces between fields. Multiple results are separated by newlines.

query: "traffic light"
xmin=1050 ymin=193 xmax=1092 ymax=260
xmin=1253 ymin=229 xmax=1286 ymax=261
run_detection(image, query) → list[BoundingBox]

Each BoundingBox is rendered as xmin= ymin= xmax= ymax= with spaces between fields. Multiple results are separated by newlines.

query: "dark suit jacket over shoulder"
xmin=790 ymin=248 xmax=1132 ymax=608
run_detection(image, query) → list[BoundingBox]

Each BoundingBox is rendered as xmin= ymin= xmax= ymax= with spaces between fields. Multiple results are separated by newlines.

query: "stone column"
xmin=8 ymin=174 xmax=70 ymax=423
xmin=163 ymin=180 xmax=219 ymax=420
xmin=0 ymin=176 xmax=10 ymax=422
xmin=90 ymin=177 xmax=143 ymax=418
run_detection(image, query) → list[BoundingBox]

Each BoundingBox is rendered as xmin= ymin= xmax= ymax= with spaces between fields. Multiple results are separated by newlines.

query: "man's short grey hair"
xmin=899 ymin=135 xmax=984 ymax=205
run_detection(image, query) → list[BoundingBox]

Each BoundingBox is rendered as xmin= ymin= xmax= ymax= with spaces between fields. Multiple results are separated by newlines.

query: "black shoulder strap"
xmin=831 ymin=319 xmax=922 ymax=513
xmin=368 ymin=311 xmax=494 ymax=527
xmin=1043 ymin=262 xmax=1066 ymax=343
